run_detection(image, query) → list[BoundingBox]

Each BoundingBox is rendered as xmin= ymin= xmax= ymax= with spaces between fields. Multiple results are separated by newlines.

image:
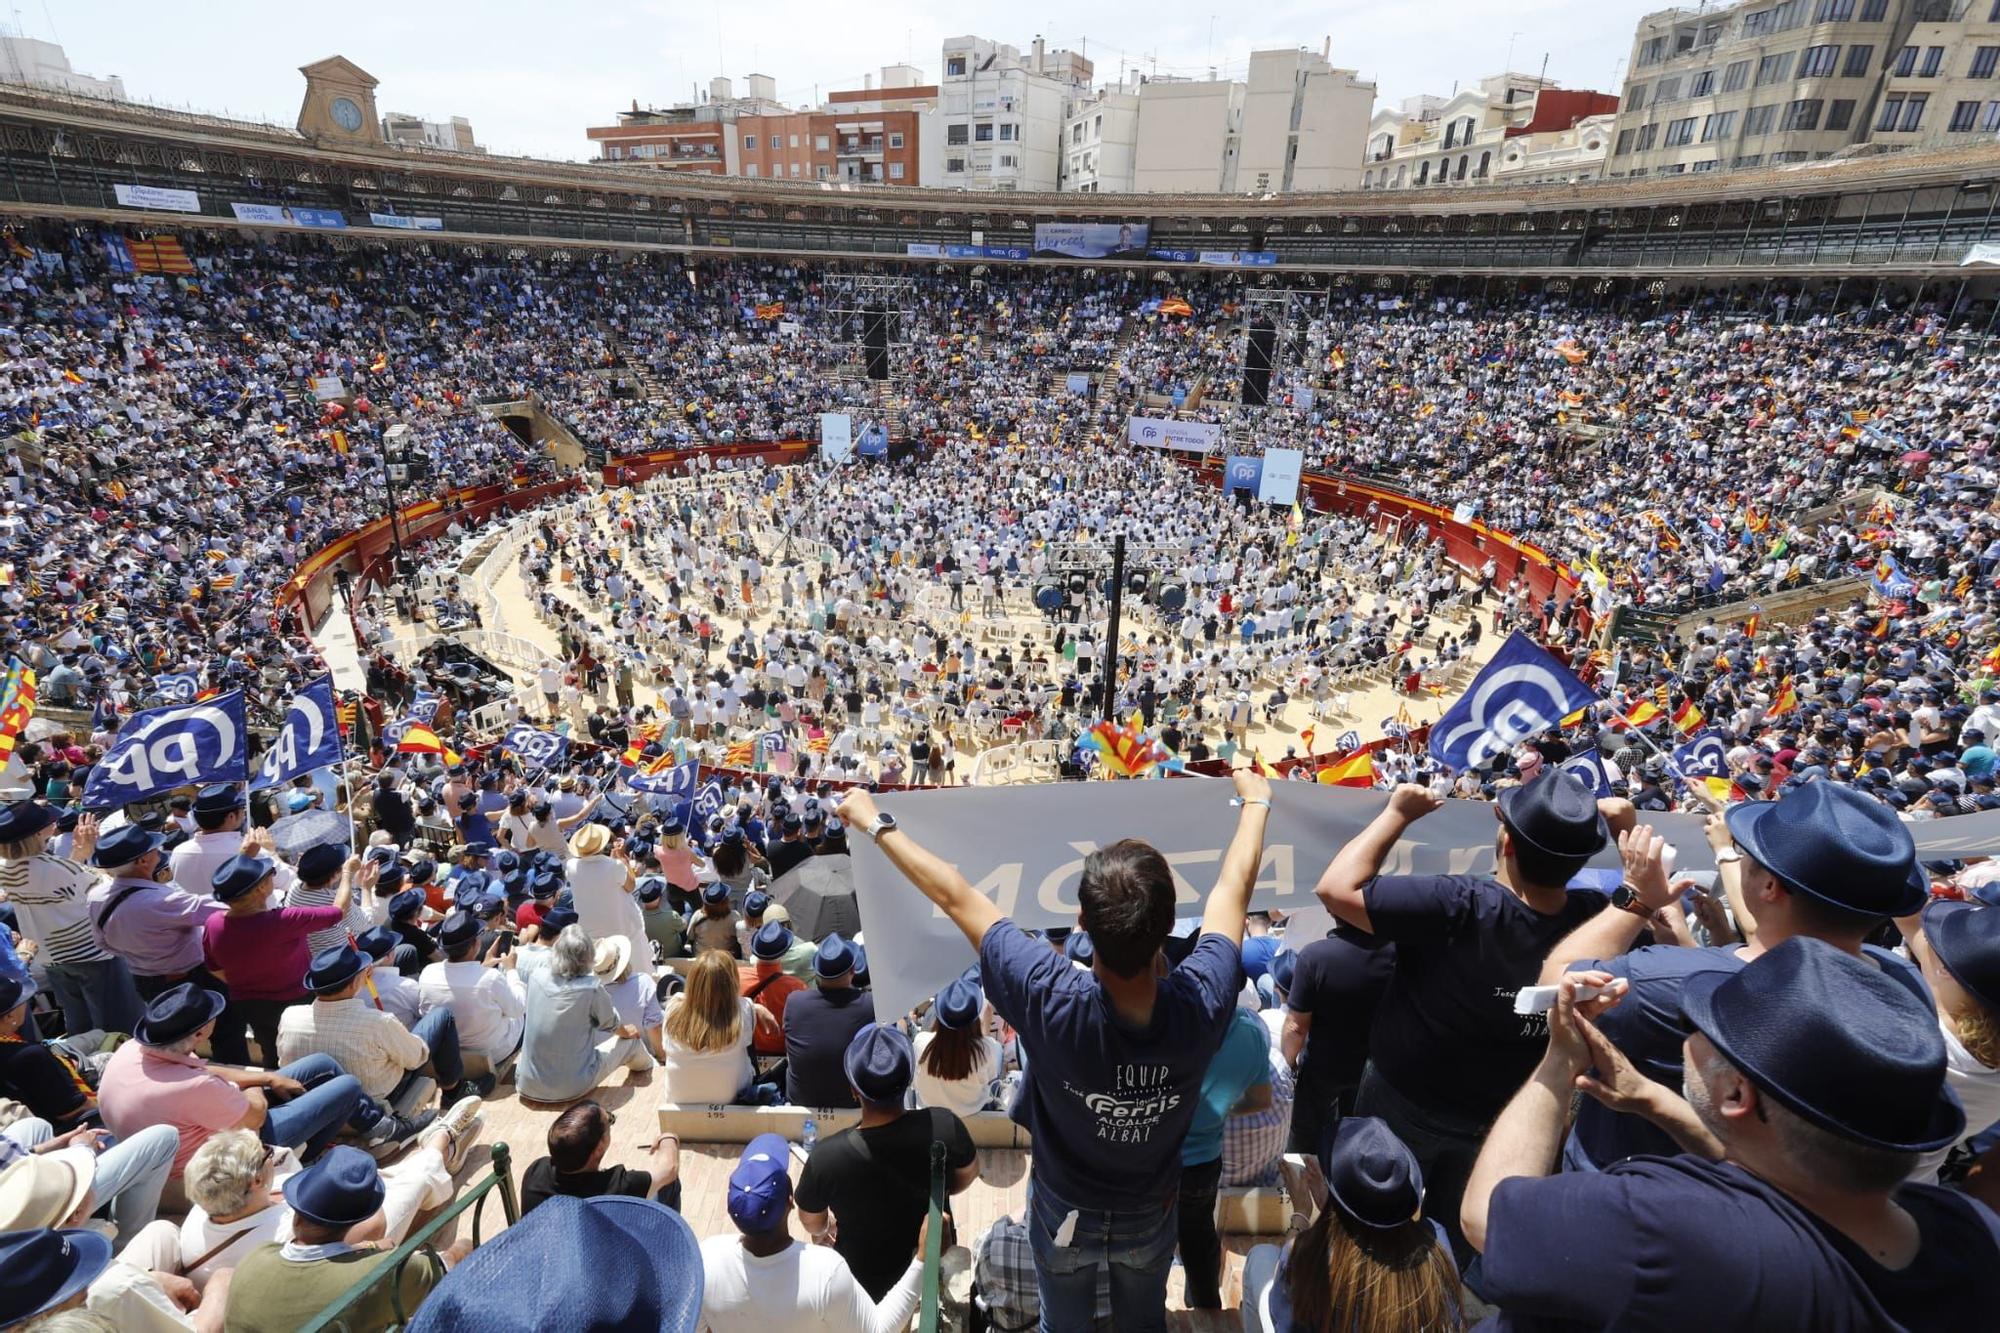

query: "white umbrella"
xmin=768 ymin=853 xmax=860 ymax=942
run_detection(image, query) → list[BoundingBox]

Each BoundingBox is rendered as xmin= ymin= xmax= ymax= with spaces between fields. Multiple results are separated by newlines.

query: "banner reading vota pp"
xmin=231 ymin=202 xmax=347 ymax=229
xmin=368 ymin=213 xmax=444 ymax=231
xmin=1033 ymin=222 xmax=1150 ymax=258
xmin=819 ymin=412 xmax=855 ymax=463
xmin=1127 ymin=416 xmax=1221 ymax=454
xmin=114 ymin=184 xmax=200 ymax=213
xmin=1257 ymin=448 xmax=1304 ymax=505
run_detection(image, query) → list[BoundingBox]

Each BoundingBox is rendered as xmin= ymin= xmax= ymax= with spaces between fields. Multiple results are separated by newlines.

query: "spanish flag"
xmin=396 ymin=723 xmax=462 ymax=765
xmin=1770 ymin=678 xmax=1798 ymax=715
xmin=1317 ymin=750 xmax=1375 ymax=788
xmin=1620 ymin=700 xmax=1663 ymax=729
xmin=620 ymin=723 xmax=661 ymax=767
xmin=369 ymin=353 xmax=388 ymax=374
xmin=1743 ymin=613 xmax=1760 ymax=638
xmin=1158 ymin=296 xmax=1193 ymax=318
xmin=754 ymin=301 xmax=786 ymax=320
xmin=1692 ymin=774 xmax=1744 ymax=805
xmin=1670 ymin=699 xmax=1704 ymax=736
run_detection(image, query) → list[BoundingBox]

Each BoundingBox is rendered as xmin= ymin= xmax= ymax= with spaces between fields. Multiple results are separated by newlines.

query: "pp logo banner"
xmin=501 ymin=725 xmax=570 ymax=767
xmin=251 ymin=677 xmax=343 ymax=790
xmin=84 ymin=691 xmax=248 ymax=808
xmin=1429 ymin=632 xmax=1597 ymax=773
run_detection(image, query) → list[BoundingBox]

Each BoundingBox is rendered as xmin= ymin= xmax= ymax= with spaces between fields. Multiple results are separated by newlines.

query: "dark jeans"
xmin=1175 ymin=1155 xmax=1225 ymax=1308
xmin=390 ymin=1006 xmax=466 ymax=1102
xmin=136 ymin=966 xmax=249 ymax=1066
xmin=1287 ymin=1075 xmax=1363 ymax=1156
xmin=1354 ymin=1061 xmax=1488 ymax=1269
xmin=260 ymin=1053 xmax=371 ymax=1160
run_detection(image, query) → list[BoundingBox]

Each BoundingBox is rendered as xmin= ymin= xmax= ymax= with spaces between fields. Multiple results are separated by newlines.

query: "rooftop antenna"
xmin=1505 ymin=31 xmax=1521 ymax=73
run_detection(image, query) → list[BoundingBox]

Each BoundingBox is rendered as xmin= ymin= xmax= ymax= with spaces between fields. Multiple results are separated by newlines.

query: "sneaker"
xmin=448 ymin=1072 xmax=497 ymax=1102
xmin=433 ymin=1097 xmax=484 ymax=1173
xmin=367 ymin=1109 xmax=438 ymax=1161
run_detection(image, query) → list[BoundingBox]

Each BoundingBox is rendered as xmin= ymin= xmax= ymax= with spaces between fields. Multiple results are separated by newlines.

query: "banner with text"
xmin=231 ymin=202 xmax=347 ymax=229
xmin=1033 ymin=222 xmax=1150 ymax=258
xmin=115 ymin=184 xmax=200 ymax=213
xmin=819 ymin=412 xmax=855 ymax=464
xmin=1224 ymin=454 xmax=1264 ymax=493
xmin=1257 ymin=447 xmax=1304 ymax=505
xmin=1127 ymin=416 xmax=1221 ymax=454
xmin=849 ymin=782 xmax=2000 ymax=1023
xmin=368 ymin=213 xmax=444 ymax=231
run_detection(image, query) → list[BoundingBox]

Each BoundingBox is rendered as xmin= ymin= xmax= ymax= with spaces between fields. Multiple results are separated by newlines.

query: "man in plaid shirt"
xmin=974 ymin=1214 xmax=1111 ymax=1332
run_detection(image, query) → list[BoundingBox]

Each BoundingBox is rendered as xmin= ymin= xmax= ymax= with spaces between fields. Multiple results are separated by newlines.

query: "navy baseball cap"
xmin=726 ymin=1133 xmax=792 ymax=1234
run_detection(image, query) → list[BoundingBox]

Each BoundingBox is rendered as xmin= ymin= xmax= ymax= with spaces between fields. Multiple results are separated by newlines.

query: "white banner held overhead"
xmin=1257 ymin=447 xmax=1304 ymax=505
xmin=846 ymin=781 xmax=2000 ymax=1024
xmin=819 ymin=412 xmax=854 ymax=463
xmin=1127 ymin=416 xmax=1222 ymax=454
xmin=114 ymin=184 xmax=201 ymax=213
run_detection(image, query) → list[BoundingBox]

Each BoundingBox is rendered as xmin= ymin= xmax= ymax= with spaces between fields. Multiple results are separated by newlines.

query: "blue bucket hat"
xmin=934 ymin=979 xmax=980 ymax=1030
xmin=303 ymin=944 xmax=370 ymax=994
xmin=211 ymin=854 xmax=276 ymax=903
xmin=0 ymin=1228 xmax=115 ymax=1328
xmin=751 ymin=921 xmax=793 ymax=961
xmin=90 ymin=823 xmax=163 ymax=868
xmin=1495 ymin=771 xmax=1609 ymax=862
xmin=388 ymin=888 xmax=425 ymax=921
xmin=700 ymin=881 xmax=729 ymax=905
xmin=814 ymin=932 xmax=855 ymax=980
xmin=1923 ymin=899 xmax=2000 ymax=1015
xmin=134 ymin=982 xmax=227 ymax=1046
xmin=354 ymin=925 xmax=401 ymax=961
xmin=743 ymin=890 xmax=772 ymax=918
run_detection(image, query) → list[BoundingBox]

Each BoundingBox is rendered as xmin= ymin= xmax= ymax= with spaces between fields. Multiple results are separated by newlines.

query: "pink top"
xmin=98 ymin=1041 xmax=249 ymax=1176
xmin=657 ymin=846 xmax=702 ymax=894
xmin=202 ymin=905 xmax=344 ymax=1002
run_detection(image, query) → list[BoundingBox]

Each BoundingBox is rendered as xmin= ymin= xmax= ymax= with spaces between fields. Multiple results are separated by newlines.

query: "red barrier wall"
xmin=600 ymin=439 xmax=812 ymax=486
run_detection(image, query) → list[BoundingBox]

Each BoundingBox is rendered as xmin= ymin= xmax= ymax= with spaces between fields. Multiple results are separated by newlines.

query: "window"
xmin=1987 ymin=101 xmax=2000 ymax=131
xmin=1094 ymin=115 xmax=1102 ymax=132
xmin=1780 ymin=98 xmax=1822 ymax=130
xmin=1876 ymin=94 xmax=1905 ymax=130
xmin=1636 ymin=122 xmax=1659 ymax=150
xmin=888 ymin=132 xmax=903 ymax=148
xmin=1893 ymin=46 xmax=1917 ymax=77
xmin=1921 ymin=46 xmax=1943 ymax=77
xmin=1071 ymin=122 xmax=1083 ymax=143
xmin=1953 ymin=100 xmax=1982 ymax=132
xmin=946 ymin=124 xmax=968 ymax=145
xmin=1693 ymin=158 xmax=1720 ymax=171
xmin=999 ymin=154 xmax=1015 ymax=167
xmin=1744 ymin=8 xmax=1775 ymax=35
xmin=998 ymin=124 xmax=1014 ymax=141
xmin=1640 ymin=36 xmax=1666 ymax=66
xmin=1902 ymin=92 xmax=1927 ymax=130
xmin=1627 ymin=83 xmax=1647 ymax=110
xmin=743 ymin=163 xmax=757 ymax=177
xmin=1799 ymin=45 xmax=1839 ymax=78
xmin=788 ymin=134 xmax=798 ymax=148
xmin=1755 ymin=53 xmax=1793 ymax=86
xmin=770 ymin=135 xmax=781 ymax=149
xmin=1827 ymin=98 xmax=1855 ymax=130
xmin=1975 ymin=48 xmax=2000 ymax=79
xmin=789 ymin=162 xmax=800 ymax=176
xmin=815 ymin=166 xmax=829 ymax=179
xmin=1813 ymin=0 xmax=1853 ymax=17
xmin=1745 ymin=103 xmax=1778 ymax=135
xmin=1478 ymin=150 xmax=1491 ymax=176
xmin=1733 ymin=154 xmax=1764 ymax=168
xmin=974 ymin=123 xmax=993 ymax=141
xmin=1665 ymin=116 xmax=1698 ymax=145
xmin=814 ymin=134 xmax=830 ymax=151
xmin=945 ymin=156 xmax=964 ymax=172
xmin=1655 ymin=76 xmax=1683 ymax=104
xmin=888 ymin=162 xmax=905 ymax=179
xmin=1701 ymin=110 xmax=1739 ymax=141
xmin=946 ymin=57 xmax=966 ymax=76
xmin=1691 ymin=69 xmax=1716 ymax=97
xmin=1723 ymin=60 xmax=1751 ymax=93
xmin=1861 ymin=0 xmax=1887 ymax=15
xmin=742 ymin=133 xmax=755 ymax=150
xmin=1417 ymin=160 xmax=1430 ymax=183
xmin=1843 ymin=45 xmax=1874 ymax=78
xmin=1615 ymin=128 xmax=1635 ymax=155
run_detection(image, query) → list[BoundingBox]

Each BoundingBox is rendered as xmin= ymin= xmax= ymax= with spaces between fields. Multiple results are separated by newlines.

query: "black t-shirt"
xmin=794 ymin=1107 xmax=976 ymax=1300
xmin=0 ymin=1037 xmax=90 ymax=1124
xmin=1287 ymin=926 xmax=1395 ymax=1101
xmin=784 ymin=987 xmax=877 ymax=1108
xmin=766 ymin=839 xmax=812 ymax=882
xmin=1361 ymin=874 xmax=1605 ymax=1121
xmin=519 ymin=1157 xmax=652 ymax=1216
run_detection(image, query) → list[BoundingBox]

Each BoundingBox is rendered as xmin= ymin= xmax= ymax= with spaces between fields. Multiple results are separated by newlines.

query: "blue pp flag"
xmin=499 ymin=724 xmax=569 ymax=768
xmin=691 ymin=778 xmax=729 ymax=826
xmin=250 ymin=676 xmax=343 ymax=790
xmin=153 ymin=673 xmax=199 ymax=704
xmin=1672 ymin=730 xmax=1731 ymax=780
xmin=1334 ymin=730 xmax=1362 ymax=753
xmin=1429 ymin=632 xmax=1597 ymax=773
xmin=84 ymin=691 xmax=248 ymax=808
xmin=630 ymin=762 xmax=699 ymax=801
xmin=1556 ymin=747 xmax=1614 ymax=797
xmin=1224 ymin=455 xmax=1264 ymax=492
xmin=407 ymin=690 xmax=441 ymax=725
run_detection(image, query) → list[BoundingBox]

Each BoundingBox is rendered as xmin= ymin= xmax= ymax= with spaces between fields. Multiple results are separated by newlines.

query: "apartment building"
xmin=1236 ymin=47 xmax=1375 ymax=193
xmin=1869 ymin=1 xmax=2000 ymax=149
xmin=935 ymin=34 xmax=1091 ymax=191
xmin=1363 ymin=74 xmax=1618 ymax=189
xmin=585 ymin=76 xmax=789 ymax=174
xmin=382 ymin=112 xmax=482 ymax=153
xmin=1607 ymin=0 xmax=1921 ymax=177
xmin=1062 ymin=85 xmax=1140 ymax=192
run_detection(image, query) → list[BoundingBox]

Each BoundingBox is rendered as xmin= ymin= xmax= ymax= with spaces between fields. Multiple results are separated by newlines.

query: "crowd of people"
xmin=1 ymin=222 xmax=1999 ymax=1330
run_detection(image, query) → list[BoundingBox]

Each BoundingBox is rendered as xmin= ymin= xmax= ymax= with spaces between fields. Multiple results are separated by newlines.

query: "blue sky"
xmin=30 ymin=0 xmax=1652 ymax=161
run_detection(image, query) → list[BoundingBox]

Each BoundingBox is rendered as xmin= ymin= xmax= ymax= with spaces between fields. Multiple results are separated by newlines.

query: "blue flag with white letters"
xmin=1428 ymin=632 xmax=1597 ymax=773
xmin=499 ymin=724 xmax=569 ymax=769
xmin=691 ymin=777 xmax=728 ymax=826
xmin=630 ymin=761 xmax=699 ymax=800
xmin=1672 ymin=730 xmax=1731 ymax=780
xmin=250 ymin=676 xmax=343 ymax=790
xmin=1556 ymin=747 xmax=1614 ymax=797
xmin=84 ymin=691 xmax=248 ymax=808
xmin=153 ymin=673 xmax=199 ymax=704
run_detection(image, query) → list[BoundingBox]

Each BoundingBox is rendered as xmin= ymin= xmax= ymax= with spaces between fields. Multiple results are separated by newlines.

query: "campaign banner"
xmin=819 ymin=412 xmax=854 ymax=464
xmin=251 ymin=676 xmax=343 ymax=790
xmin=905 ymin=243 xmax=942 ymax=257
xmin=310 ymin=375 xmax=347 ymax=402
xmin=499 ymin=724 xmax=569 ymax=769
xmin=1148 ymin=248 xmax=1199 ymax=263
xmin=630 ymin=761 xmax=699 ymax=800
xmin=153 ymin=673 xmax=200 ymax=704
xmin=114 ymin=183 xmax=201 ymax=213
xmin=857 ymin=422 xmax=889 ymax=458
xmin=1065 ymin=373 xmax=1092 ymax=395
xmin=1429 ymin=631 xmax=1597 ymax=772
xmin=1033 ymin=222 xmax=1150 ymax=258
xmin=847 ymin=777 xmax=2000 ymax=1022
xmin=231 ymin=202 xmax=347 ymax=229
xmin=1196 ymin=250 xmax=1280 ymax=267
xmin=1224 ymin=454 xmax=1264 ymax=493
xmin=83 ymin=691 xmax=248 ymax=808
xmin=905 ymin=242 xmax=1033 ymax=260
xmin=1127 ymin=416 xmax=1221 ymax=454
xmin=368 ymin=212 xmax=444 ymax=232
xmin=1257 ymin=448 xmax=1304 ymax=505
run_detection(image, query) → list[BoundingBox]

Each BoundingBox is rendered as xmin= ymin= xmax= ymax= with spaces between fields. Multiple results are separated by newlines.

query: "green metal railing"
xmin=918 ymin=1139 xmax=946 ymax=1333
xmin=300 ymin=1142 xmax=519 ymax=1333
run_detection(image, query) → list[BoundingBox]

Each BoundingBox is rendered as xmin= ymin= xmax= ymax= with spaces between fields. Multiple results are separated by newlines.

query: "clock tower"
xmin=297 ymin=56 xmax=384 ymax=144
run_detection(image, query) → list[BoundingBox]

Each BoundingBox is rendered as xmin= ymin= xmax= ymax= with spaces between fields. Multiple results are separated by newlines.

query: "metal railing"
xmin=301 ymin=1142 xmax=518 ymax=1333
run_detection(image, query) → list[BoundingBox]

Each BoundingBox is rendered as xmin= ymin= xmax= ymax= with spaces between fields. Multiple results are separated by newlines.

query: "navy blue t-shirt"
xmin=1479 ymin=1156 xmax=2000 ymax=1332
xmin=980 ymin=918 xmax=1242 ymax=1209
xmin=1286 ymin=926 xmax=1395 ymax=1103
xmin=1362 ymin=874 xmax=1606 ymax=1120
xmin=1565 ymin=943 xmax=1933 ymax=1171
xmin=783 ymin=986 xmax=876 ymax=1108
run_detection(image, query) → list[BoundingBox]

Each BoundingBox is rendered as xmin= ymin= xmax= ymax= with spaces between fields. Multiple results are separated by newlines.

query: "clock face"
xmin=330 ymin=97 xmax=364 ymax=132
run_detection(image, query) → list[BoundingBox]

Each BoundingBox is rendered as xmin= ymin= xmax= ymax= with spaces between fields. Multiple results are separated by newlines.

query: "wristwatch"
xmin=862 ymin=811 xmax=899 ymax=841
xmin=1610 ymin=885 xmax=1653 ymax=920
xmin=1712 ymin=848 xmax=1742 ymax=864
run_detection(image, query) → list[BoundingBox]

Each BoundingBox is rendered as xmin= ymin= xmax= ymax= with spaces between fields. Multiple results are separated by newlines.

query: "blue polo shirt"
xmin=981 ymin=918 xmax=1241 ymax=1210
xmin=1479 ymin=1156 xmax=2000 ymax=1331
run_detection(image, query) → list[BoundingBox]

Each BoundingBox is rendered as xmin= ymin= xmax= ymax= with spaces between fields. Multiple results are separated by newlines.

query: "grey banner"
xmin=851 ymin=782 xmax=2000 ymax=1022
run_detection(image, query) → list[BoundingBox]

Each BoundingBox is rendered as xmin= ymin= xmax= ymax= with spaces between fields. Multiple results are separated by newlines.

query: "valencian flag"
xmin=1317 ymin=749 xmax=1376 ymax=788
xmin=722 ymin=740 xmax=756 ymax=769
xmin=754 ymin=301 xmax=786 ymax=320
xmin=1769 ymin=677 xmax=1799 ymax=715
xmin=395 ymin=721 xmax=461 ymax=766
xmin=0 ymin=660 xmax=36 ymax=764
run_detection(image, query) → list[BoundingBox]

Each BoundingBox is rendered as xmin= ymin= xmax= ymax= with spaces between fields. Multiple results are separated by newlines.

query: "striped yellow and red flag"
xmin=1620 ymin=700 xmax=1663 ymax=729
xmin=0 ymin=661 xmax=37 ymax=763
xmin=396 ymin=722 xmax=462 ymax=765
xmin=1770 ymin=678 xmax=1799 ymax=715
xmin=1743 ymin=613 xmax=1760 ymax=638
xmin=1670 ymin=700 xmax=1704 ymax=736
xmin=1316 ymin=749 xmax=1375 ymax=788
xmin=723 ymin=740 xmax=756 ymax=768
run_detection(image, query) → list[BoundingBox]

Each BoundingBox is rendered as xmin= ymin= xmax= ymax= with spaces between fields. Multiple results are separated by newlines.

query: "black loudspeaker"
xmin=862 ymin=306 xmax=890 ymax=381
xmin=1244 ymin=318 xmax=1276 ymax=407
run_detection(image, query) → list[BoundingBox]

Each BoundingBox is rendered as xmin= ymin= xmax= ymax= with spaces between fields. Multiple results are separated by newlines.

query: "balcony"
xmin=836 ymin=138 xmax=886 ymax=158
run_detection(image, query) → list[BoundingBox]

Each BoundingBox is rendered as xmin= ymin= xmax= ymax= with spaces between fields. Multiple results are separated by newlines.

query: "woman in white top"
xmin=566 ymin=822 xmax=651 ymax=979
xmin=911 ymin=979 xmax=1002 ymax=1118
xmin=1900 ymin=899 xmax=2000 ymax=1183
xmin=661 ymin=950 xmax=771 ymax=1105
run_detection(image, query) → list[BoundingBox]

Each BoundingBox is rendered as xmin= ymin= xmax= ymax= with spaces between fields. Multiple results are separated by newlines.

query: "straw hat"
xmin=570 ymin=824 xmax=612 ymax=858
xmin=592 ymin=936 xmax=632 ymax=984
xmin=0 ymin=1148 xmax=94 ymax=1231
